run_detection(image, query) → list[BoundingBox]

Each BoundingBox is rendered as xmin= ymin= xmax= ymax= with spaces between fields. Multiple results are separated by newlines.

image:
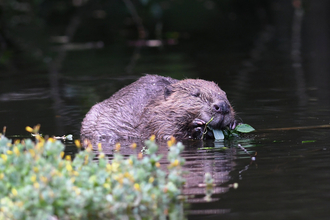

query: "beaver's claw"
xmin=229 ymin=120 xmax=242 ymax=130
xmin=192 ymin=118 xmax=206 ymax=127
xmin=189 ymin=119 xmax=206 ymax=139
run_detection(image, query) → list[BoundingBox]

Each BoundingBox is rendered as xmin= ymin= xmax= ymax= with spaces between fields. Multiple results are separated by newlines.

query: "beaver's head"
xmin=164 ymin=79 xmax=235 ymax=131
xmin=140 ymin=78 xmax=236 ymax=140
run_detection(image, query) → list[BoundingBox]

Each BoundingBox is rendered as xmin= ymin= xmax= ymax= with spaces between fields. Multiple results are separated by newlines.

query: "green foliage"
xmin=234 ymin=124 xmax=255 ymax=133
xmin=0 ymin=129 xmax=186 ymax=219
xmin=222 ymin=123 xmax=255 ymax=139
xmin=207 ymin=123 xmax=255 ymax=140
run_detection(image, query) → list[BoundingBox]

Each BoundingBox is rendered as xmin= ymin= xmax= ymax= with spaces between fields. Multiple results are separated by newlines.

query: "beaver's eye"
xmin=191 ymin=89 xmax=201 ymax=97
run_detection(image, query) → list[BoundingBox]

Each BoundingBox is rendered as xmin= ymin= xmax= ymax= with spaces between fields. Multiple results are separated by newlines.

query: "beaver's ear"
xmin=164 ymin=85 xmax=174 ymax=100
xmin=191 ymin=88 xmax=201 ymax=97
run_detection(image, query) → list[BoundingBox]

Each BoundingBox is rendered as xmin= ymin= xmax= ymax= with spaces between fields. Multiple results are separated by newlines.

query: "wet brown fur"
xmin=139 ymin=79 xmax=235 ymax=139
xmin=81 ymin=75 xmax=235 ymax=141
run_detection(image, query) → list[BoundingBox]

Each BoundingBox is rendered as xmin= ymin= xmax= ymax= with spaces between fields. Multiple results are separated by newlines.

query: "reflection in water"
xmin=291 ymin=0 xmax=307 ymax=107
xmin=87 ymin=137 xmax=256 ymax=216
xmin=306 ymin=1 xmax=330 ymax=105
xmin=0 ymin=88 xmax=50 ymax=101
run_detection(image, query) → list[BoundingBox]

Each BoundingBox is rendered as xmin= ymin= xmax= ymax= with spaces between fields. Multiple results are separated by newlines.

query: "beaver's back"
xmin=80 ymin=75 xmax=178 ymax=140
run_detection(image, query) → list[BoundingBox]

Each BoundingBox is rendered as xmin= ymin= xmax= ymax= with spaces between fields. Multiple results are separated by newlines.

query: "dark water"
xmin=2 ymin=10 xmax=330 ymax=220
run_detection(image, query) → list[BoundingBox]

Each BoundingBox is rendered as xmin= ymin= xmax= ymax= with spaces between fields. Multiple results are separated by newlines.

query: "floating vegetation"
xmin=0 ymin=126 xmax=186 ymax=219
xmin=205 ymin=122 xmax=255 ymax=140
xmin=302 ymin=140 xmax=316 ymax=144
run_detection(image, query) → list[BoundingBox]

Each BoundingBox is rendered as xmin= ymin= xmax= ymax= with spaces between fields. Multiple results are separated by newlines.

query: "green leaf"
xmin=235 ymin=124 xmax=255 ymax=133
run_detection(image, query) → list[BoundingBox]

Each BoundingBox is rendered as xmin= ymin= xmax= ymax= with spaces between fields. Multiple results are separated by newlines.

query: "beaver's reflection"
xmin=180 ymin=141 xmax=234 ymax=197
xmin=86 ymin=138 xmax=254 ymax=215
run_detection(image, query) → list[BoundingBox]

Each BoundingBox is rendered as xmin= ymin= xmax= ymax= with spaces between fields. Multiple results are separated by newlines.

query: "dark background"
xmin=0 ymin=0 xmax=330 ymax=136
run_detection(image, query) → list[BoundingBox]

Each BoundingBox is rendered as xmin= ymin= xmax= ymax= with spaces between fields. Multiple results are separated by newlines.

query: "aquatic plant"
xmin=0 ymin=126 xmax=186 ymax=220
xmin=204 ymin=119 xmax=255 ymax=140
xmin=222 ymin=123 xmax=255 ymax=139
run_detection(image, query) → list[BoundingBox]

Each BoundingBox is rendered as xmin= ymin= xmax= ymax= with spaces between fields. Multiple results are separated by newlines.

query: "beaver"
xmin=80 ymin=74 xmax=237 ymax=141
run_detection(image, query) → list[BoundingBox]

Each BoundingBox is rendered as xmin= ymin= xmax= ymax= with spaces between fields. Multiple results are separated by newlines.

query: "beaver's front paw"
xmin=190 ymin=118 xmax=206 ymax=139
xmin=229 ymin=120 xmax=242 ymax=130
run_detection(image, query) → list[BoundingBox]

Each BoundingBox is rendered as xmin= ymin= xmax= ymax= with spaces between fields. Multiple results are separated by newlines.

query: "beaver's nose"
xmin=213 ymin=102 xmax=230 ymax=114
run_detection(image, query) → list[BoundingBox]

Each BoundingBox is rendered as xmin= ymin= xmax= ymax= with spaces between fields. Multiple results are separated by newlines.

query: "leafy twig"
xmin=201 ymin=117 xmax=214 ymax=139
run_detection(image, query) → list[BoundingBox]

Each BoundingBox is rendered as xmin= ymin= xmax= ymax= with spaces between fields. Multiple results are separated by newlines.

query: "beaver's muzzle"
xmin=212 ymin=101 xmax=230 ymax=114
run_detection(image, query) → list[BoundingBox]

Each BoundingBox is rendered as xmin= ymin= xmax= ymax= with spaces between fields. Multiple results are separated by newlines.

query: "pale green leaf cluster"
xmin=0 ymin=133 xmax=185 ymax=220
